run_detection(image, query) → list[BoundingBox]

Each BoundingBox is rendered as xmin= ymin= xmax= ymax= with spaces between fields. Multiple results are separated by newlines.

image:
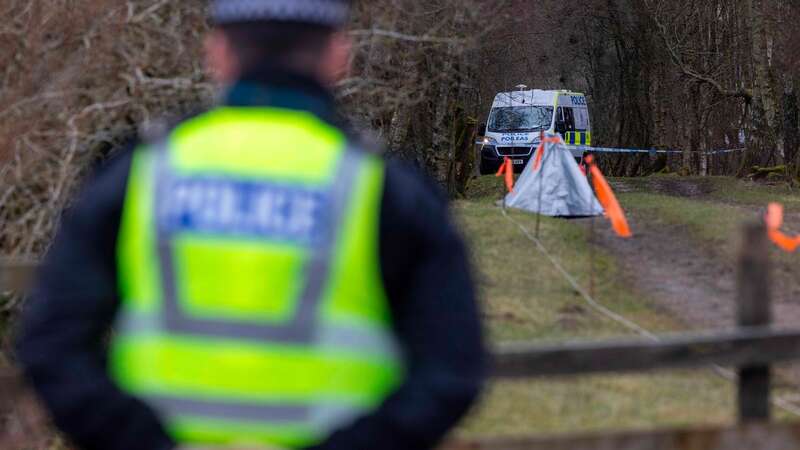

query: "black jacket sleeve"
xmin=14 ymin=149 xmax=175 ymax=450
xmin=309 ymin=162 xmax=487 ymax=450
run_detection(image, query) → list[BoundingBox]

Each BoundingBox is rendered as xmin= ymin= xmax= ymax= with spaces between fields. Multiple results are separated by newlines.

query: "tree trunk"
xmin=783 ymin=77 xmax=799 ymax=174
xmin=388 ymin=106 xmax=411 ymax=154
xmin=446 ymin=107 xmax=476 ymax=198
xmin=748 ymin=0 xmax=780 ymax=168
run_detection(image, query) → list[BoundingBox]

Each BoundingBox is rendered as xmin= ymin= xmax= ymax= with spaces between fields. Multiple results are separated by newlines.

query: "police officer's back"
xmin=16 ymin=1 xmax=486 ymax=449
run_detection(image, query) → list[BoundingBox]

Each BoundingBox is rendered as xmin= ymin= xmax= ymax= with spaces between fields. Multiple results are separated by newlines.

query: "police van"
xmin=476 ymin=87 xmax=592 ymax=174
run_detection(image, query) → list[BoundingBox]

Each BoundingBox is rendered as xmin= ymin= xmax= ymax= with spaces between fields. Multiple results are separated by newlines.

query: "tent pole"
xmin=535 ymin=144 xmax=545 ymax=239
xmin=587 ymin=158 xmax=597 ymax=300
xmin=590 ymin=210 xmax=596 ymax=300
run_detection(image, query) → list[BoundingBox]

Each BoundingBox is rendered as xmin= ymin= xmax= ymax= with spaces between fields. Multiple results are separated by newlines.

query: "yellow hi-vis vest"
xmin=109 ymin=107 xmax=405 ymax=448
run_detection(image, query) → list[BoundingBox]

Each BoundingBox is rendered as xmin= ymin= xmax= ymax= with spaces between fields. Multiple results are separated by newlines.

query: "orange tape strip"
xmin=495 ymin=157 xmax=514 ymax=192
xmin=532 ymin=143 xmax=545 ymax=172
xmin=532 ymin=136 xmax=563 ymax=172
xmin=504 ymin=158 xmax=514 ymax=192
xmin=765 ymin=203 xmax=800 ymax=252
xmin=496 ymin=156 xmax=509 ymax=177
xmin=585 ymin=155 xmax=632 ymax=238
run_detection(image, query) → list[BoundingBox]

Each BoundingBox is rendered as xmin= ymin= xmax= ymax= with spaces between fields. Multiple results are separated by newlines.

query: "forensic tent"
xmin=504 ymin=135 xmax=604 ymax=217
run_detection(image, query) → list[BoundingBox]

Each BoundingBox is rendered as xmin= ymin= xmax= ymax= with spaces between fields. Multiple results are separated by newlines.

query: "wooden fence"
xmin=3 ymin=224 xmax=800 ymax=449
xmin=444 ymin=223 xmax=800 ymax=449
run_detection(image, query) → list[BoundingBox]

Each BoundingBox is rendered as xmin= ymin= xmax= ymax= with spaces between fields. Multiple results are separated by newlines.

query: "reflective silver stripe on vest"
xmin=153 ymin=141 xmax=364 ymax=344
xmin=115 ymin=312 xmax=402 ymax=361
xmin=317 ymin=322 xmax=401 ymax=360
xmin=144 ymin=394 xmax=364 ymax=432
xmin=147 ymin=395 xmax=308 ymax=423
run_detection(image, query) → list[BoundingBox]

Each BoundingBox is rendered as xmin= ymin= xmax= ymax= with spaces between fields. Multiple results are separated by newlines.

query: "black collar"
xmin=224 ymin=65 xmax=340 ymax=126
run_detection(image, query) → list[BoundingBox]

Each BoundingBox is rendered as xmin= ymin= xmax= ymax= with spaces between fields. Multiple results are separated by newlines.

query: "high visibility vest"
xmin=109 ymin=107 xmax=405 ymax=448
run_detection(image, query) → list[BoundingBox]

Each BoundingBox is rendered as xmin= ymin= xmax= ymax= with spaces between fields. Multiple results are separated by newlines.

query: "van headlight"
xmin=481 ymin=136 xmax=498 ymax=145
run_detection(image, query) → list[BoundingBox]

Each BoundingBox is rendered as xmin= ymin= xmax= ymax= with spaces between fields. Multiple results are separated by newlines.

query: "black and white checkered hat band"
xmin=212 ymin=0 xmax=350 ymax=26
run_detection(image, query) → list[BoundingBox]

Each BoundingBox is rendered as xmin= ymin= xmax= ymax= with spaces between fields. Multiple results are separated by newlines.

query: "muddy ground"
xmin=590 ymin=178 xmax=800 ymax=331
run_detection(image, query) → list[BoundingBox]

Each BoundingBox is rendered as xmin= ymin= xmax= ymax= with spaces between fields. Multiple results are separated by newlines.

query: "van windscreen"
xmin=488 ymin=106 xmax=554 ymax=132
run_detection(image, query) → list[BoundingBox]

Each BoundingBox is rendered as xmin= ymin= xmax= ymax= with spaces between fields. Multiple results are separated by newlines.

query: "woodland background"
xmin=0 ymin=0 xmax=799 ymax=332
xmin=1 ymin=1 xmax=800 ymax=448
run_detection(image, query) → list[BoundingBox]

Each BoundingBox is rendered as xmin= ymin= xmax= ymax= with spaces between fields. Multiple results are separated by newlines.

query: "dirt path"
xmin=589 ymin=178 xmax=800 ymax=331
xmin=588 ymin=214 xmax=739 ymax=330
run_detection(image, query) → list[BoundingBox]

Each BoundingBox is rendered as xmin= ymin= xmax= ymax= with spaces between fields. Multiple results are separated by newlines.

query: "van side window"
xmin=563 ymin=108 xmax=576 ymax=132
xmin=555 ymin=107 xmax=565 ymax=133
xmin=574 ymin=108 xmax=590 ymax=131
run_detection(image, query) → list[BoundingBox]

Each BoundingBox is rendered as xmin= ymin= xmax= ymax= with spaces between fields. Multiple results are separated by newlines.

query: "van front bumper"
xmin=479 ymin=145 xmax=532 ymax=173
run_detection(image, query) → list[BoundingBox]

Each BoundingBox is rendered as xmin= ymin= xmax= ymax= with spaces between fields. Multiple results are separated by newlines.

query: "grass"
xmin=454 ymin=175 xmax=739 ymax=438
xmin=453 ymin=197 xmax=680 ymax=342
xmin=460 ymin=372 xmax=734 ymax=437
xmin=5 ymin=173 xmax=800 ymax=444
xmin=618 ymin=192 xmax=750 ymax=257
xmin=613 ymin=175 xmax=800 ymax=279
xmin=617 ymin=175 xmax=800 ymax=209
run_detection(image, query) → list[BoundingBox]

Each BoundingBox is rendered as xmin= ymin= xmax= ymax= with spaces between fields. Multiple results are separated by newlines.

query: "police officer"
xmin=15 ymin=1 xmax=486 ymax=449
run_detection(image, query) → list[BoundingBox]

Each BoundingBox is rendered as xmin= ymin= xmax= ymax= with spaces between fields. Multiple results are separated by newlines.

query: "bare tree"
xmin=0 ymin=0 xmax=212 ymax=260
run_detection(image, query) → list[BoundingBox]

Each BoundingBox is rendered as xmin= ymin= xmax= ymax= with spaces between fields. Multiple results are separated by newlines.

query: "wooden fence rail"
xmin=2 ymin=224 xmax=797 ymax=449
xmin=493 ymin=326 xmax=800 ymax=378
xmin=441 ymin=422 xmax=800 ymax=450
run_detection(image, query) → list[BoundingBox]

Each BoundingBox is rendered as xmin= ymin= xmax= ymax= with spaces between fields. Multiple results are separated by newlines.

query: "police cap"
xmin=211 ymin=0 xmax=351 ymax=28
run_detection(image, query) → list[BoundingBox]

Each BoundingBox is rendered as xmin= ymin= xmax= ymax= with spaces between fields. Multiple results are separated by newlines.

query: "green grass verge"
xmin=454 ymin=200 xmax=680 ymax=342
xmin=614 ymin=175 xmax=800 ymax=273
xmin=455 ymin=176 xmax=738 ymax=437
xmin=618 ymin=192 xmax=750 ymax=258
xmin=460 ymin=372 xmax=734 ymax=437
xmin=617 ymin=175 xmax=800 ymax=209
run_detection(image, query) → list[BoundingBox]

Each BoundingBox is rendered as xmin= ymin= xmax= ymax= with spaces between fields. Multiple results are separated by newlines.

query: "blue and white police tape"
xmin=707 ymin=148 xmax=746 ymax=155
xmin=566 ymin=146 xmax=746 ymax=156
xmin=475 ymin=140 xmax=747 ymax=156
xmin=567 ymin=146 xmax=680 ymax=155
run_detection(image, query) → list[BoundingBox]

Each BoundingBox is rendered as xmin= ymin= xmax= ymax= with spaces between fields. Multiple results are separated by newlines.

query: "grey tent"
xmin=504 ymin=135 xmax=604 ymax=217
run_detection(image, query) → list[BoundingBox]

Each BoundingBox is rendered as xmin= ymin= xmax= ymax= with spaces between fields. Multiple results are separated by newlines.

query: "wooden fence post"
xmin=737 ymin=222 xmax=772 ymax=422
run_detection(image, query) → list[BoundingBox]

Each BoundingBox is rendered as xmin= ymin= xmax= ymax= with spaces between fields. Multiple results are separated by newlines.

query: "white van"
xmin=476 ymin=87 xmax=592 ymax=174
